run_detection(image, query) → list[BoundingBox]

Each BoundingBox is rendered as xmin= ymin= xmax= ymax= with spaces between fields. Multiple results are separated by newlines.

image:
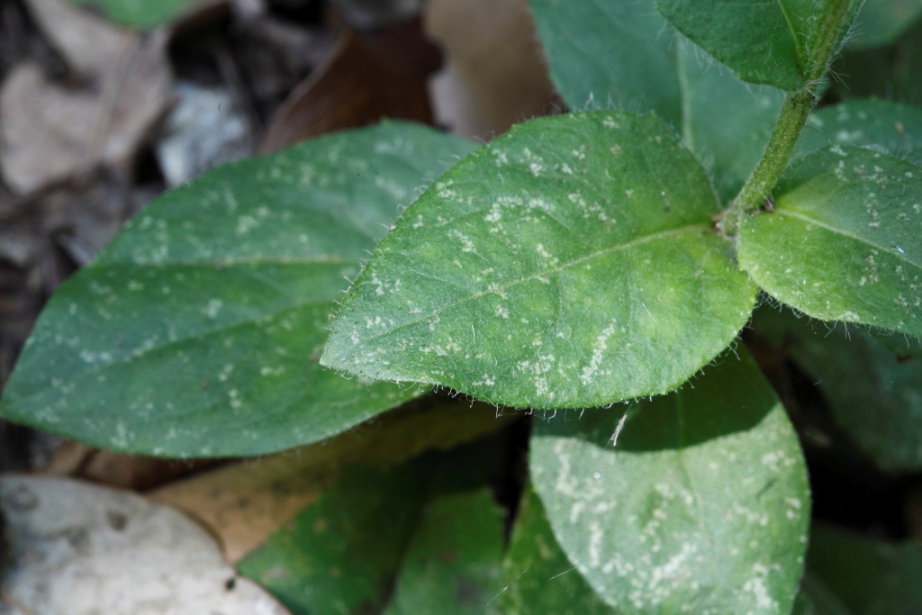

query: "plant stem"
xmin=723 ymin=0 xmax=852 ymax=237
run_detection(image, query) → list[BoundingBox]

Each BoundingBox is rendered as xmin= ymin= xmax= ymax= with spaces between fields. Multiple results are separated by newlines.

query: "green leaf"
xmin=805 ymin=524 xmax=922 ymax=613
xmin=529 ymin=349 xmax=811 ymax=613
xmin=527 ymin=0 xmax=682 ymax=125
xmin=752 ymin=306 xmax=922 ymax=472
xmin=738 ymin=145 xmax=922 ymax=338
xmin=792 ymin=573 xmax=852 ymax=615
xmin=237 ymin=463 xmax=430 ymax=615
xmin=848 ymin=0 xmax=922 ymax=48
xmin=655 ymin=0 xmax=858 ymax=91
xmin=0 ymin=123 xmax=477 ymax=457
xmin=833 ymin=18 xmax=922 ymax=105
xmin=71 ymin=0 xmax=196 ymax=28
xmin=498 ymin=484 xmax=616 ymax=614
xmin=677 ymin=42 xmax=786 ymax=202
xmin=797 ymin=99 xmax=922 ymax=156
xmin=383 ymin=489 xmax=505 ymax=615
xmin=322 ymin=111 xmax=757 ymax=409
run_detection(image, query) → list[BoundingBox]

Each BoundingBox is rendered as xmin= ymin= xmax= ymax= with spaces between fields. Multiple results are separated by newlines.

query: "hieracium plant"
xmin=3 ymin=0 xmax=922 ymax=612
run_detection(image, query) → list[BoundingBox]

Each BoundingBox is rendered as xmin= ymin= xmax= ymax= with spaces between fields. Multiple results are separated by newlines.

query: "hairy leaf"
xmin=530 ymin=350 xmax=810 ymax=613
xmin=322 ymin=111 xmax=757 ymax=409
xmin=383 ymin=489 xmax=504 ymax=615
xmin=805 ymin=525 xmax=922 ymax=613
xmin=738 ymin=146 xmax=922 ymax=338
xmin=498 ymin=484 xmax=615 ymax=614
xmin=527 ymin=0 xmax=681 ymax=124
xmin=655 ymin=0 xmax=858 ymax=91
xmin=0 ymin=123 xmax=476 ymax=457
xmin=752 ymin=306 xmax=922 ymax=472
xmin=797 ymin=99 xmax=922 ymax=157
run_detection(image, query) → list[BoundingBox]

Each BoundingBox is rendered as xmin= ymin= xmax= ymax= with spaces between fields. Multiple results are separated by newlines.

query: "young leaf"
xmin=796 ymin=98 xmax=922 ymax=157
xmin=527 ymin=0 xmax=682 ymax=124
xmin=322 ymin=111 xmax=757 ymax=409
xmin=382 ymin=489 xmax=505 ymax=615
xmin=0 ymin=123 xmax=477 ymax=457
xmin=804 ymin=525 xmax=922 ymax=612
xmin=738 ymin=146 xmax=922 ymax=338
xmin=237 ymin=463 xmax=430 ymax=615
xmin=752 ymin=306 xmax=922 ymax=472
xmin=529 ymin=349 xmax=811 ymax=613
xmin=498 ymin=484 xmax=616 ymax=614
xmin=655 ymin=0 xmax=859 ymax=91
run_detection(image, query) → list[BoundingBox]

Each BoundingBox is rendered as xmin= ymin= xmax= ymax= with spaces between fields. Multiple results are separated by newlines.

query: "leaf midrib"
xmin=334 ymin=222 xmax=715 ymax=352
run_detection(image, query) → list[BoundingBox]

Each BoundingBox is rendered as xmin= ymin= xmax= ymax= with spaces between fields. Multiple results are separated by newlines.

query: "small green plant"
xmin=3 ymin=0 xmax=922 ymax=612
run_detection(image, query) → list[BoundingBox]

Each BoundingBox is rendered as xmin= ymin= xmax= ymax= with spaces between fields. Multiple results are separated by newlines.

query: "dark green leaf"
xmin=655 ymin=0 xmax=858 ymax=91
xmin=383 ymin=489 xmax=505 ymax=615
xmin=530 ymin=349 xmax=810 ymax=613
xmin=237 ymin=463 xmax=429 ymax=615
xmin=805 ymin=524 xmax=922 ymax=614
xmin=677 ymin=42 xmax=785 ymax=202
xmin=833 ymin=17 xmax=922 ymax=105
xmin=738 ymin=145 xmax=922 ymax=338
xmin=527 ymin=0 xmax=681 ymax=124
xmin=792 ymin=572 xmax=852 ymax=615
xmin=797 ymin=99 xmax=922 ymax=157
xmin=322 ymin=111 xmax=757 ymax=409
xmin=0 ymin=123 xmax=477 ymax=457
xmin=848 ymin=0 xmax=922 ymax=48
xmin=71 ymin=0 xmax=196 ymax=28
xmin=752 ymin=306 xmax=922 ymax=471
xmin=498 ymin=484 xmax=615 ymax=614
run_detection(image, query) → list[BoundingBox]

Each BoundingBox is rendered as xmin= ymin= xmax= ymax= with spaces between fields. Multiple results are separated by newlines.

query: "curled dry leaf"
xmin=0 ymin=475 xmax=290 ymax=615
xmin=0 ymin=0 xmax=171 ymax=194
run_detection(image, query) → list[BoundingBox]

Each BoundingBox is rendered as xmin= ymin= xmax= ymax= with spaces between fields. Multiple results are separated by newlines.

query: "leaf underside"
xmin=0 ymin=123 xmax=476 ymax=457
xmin=739 ymin=145 xmax=922 ymax=338
xmin=322 ymin=111 xmax=756 ymax=409
xmin=529 ymin=349 xmax=810 ymax=613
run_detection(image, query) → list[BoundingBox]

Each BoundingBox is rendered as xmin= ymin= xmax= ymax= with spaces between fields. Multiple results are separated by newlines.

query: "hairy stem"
xmin=723 ymin=0 xmax=852 ymax=237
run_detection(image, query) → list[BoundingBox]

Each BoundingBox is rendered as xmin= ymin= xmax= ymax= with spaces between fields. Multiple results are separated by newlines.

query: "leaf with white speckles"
xmin=528 ymin=0 xmax=785 ymax=206
xmin=322 ymin=111 xmax=757 ymax=409
xmin=655 ymin=0 xmax=860 ymax=91
xmin=0 ymin=122 xmax=477 ymax=457
xmin=529 ymin=349 xmax=810 ymax=613
xmin=498 ymin=484 xmax=616 ymax=614
xmin=738 ymin=146 xmax=922 ymax=339
xmin=796 ymin=99 xmax=922 ymax=157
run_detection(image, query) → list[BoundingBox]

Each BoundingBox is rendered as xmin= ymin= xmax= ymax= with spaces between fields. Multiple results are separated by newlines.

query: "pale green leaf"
xmin=527 ymin=0 xmax=682 ymax=124
xmin=849 ymin=0 xmax=922 ymax=48
xmin=530 ymin=350 xmax=810 ymax=613
xmin=498 ymin=484 xmax=616 ymax=614
xmin=0 ymin=123 xmax=477 ymax=457
xmin=797 ymin=99 xmax=922 ymax=157
xmin=322 ymin=111 xmax=757 ymax=409
xmin=655 ymin=0 xmax=858 ymax=91
xmin=71 ymin=0 xmax=196 ymax=28
xmin=738 ymin=146 xmax=922 ymax=338
xmin=751 ymin=305 xmax=922 ymax=472
xmin=805 ymin=524 xmax=922 ymax=614
xmin=383 ymin=489 xmax=504 ymax=615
